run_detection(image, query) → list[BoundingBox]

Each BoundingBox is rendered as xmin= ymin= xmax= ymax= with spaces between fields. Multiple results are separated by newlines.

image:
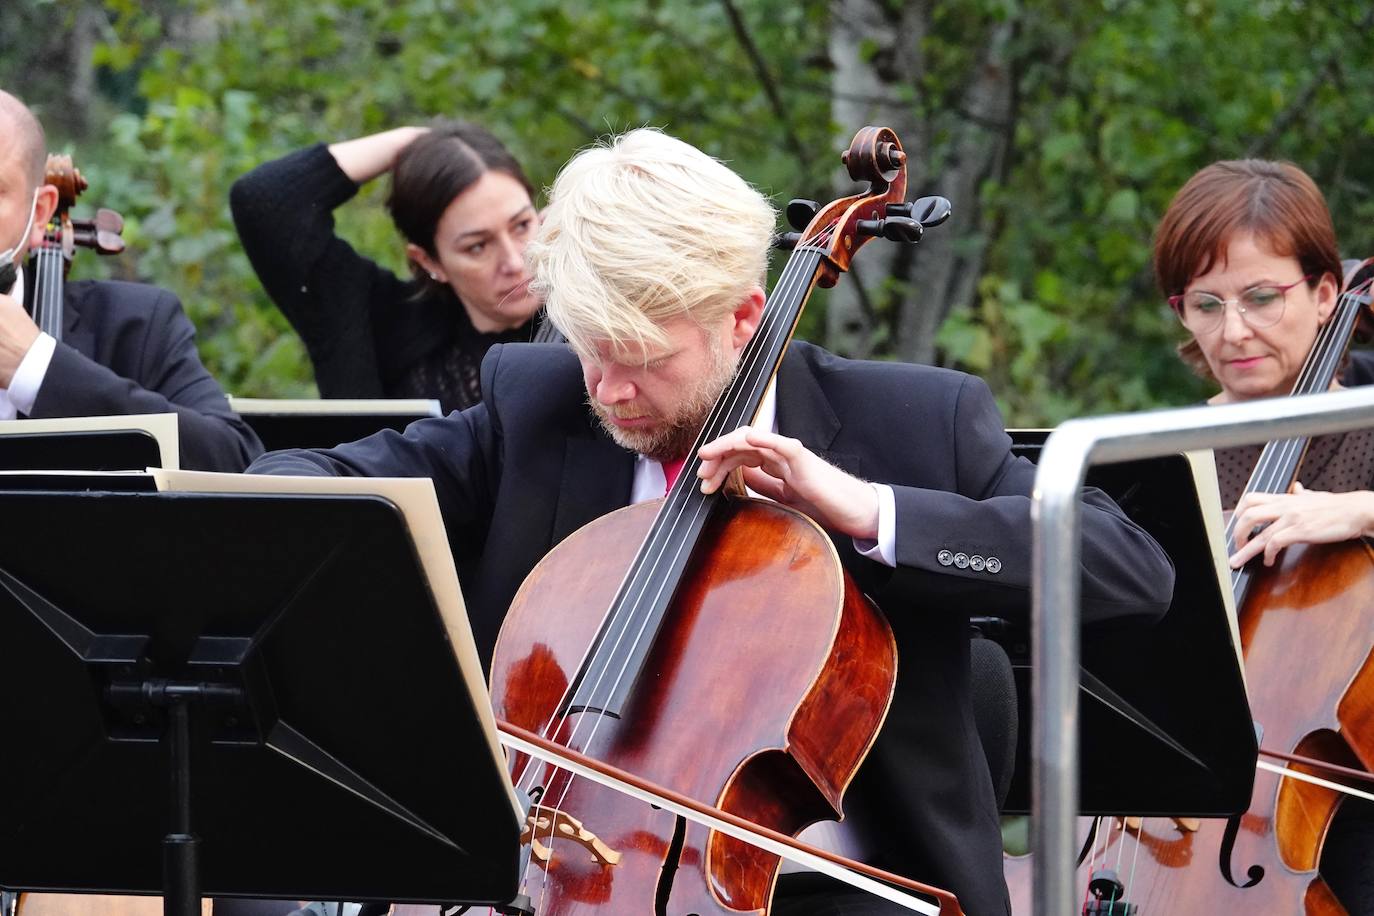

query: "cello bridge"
xmin=521 ymin=807 xmax=622 ymax=866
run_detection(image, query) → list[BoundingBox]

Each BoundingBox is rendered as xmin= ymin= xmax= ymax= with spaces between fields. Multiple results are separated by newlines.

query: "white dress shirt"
xmin=0 ymin=266 xmax=58 ymax=421
xmin=627 ymin=379 xmax=897 ymax=566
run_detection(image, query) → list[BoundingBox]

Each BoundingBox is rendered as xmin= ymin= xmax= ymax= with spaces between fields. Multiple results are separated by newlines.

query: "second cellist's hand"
xmin=1229 ymin=482 xmax=1374 ymax=568
xmin=696 ymin=426 xmax=879 ymax=540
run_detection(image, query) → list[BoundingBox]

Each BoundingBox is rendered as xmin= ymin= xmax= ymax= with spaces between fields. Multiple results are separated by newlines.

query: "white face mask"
xmin=0 ymin=187 xmax=40 ymax=294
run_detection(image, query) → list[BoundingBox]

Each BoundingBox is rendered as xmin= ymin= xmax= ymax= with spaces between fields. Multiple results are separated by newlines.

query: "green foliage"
xmin=5 ymin=0 xmax=1373 ymax=423
xmin=9 ymin=0 xmax=837 ymax=397
xmin=938 ymin=0 xmax=1374 ymax=422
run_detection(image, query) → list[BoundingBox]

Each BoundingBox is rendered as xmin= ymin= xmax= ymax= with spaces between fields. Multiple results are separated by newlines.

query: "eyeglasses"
xmin=1168 ymin=276 xmax=1312 ymax=334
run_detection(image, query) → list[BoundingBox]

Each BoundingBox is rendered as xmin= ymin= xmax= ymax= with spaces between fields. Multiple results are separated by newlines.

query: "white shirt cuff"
xmin=8 ymin=331 xmax=56 ymax=416
xmin=853 ymin=482 xmax=896 ymax=567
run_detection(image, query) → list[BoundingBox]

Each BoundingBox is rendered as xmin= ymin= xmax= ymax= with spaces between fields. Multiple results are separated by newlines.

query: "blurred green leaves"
xmin=3 ymin=0 xmax=1372 ymax=423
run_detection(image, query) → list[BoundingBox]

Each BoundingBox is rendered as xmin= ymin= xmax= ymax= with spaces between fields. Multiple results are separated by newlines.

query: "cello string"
xmin=1125 ymin=816 xmax=1144 ymax=909
xmin=42 ymin=243 xmax=60 ymax=336
xmin=32 ymin=245 xmax=50 ymax=334
xmin=1111 ymin=813 xmax=1127 ymax=875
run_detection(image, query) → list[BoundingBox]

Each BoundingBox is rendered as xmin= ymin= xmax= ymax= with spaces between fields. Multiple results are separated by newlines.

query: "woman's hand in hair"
xmin=327 ymin=126 xmax=429 ymax=184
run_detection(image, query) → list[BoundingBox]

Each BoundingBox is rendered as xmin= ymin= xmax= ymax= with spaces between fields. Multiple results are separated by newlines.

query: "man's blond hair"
xmin=528 ymin=128 xmax=776 ymax=358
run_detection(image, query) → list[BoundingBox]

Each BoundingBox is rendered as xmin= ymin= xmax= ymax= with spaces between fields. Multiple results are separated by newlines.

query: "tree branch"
xmin=1247 ymin=6 xmax=1374 ymax=159
xmin=718 ymin=0 xmax=811 ymax=174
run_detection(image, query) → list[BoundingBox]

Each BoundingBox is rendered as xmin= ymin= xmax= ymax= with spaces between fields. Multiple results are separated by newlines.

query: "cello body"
xmin=490 ymin=497 xmax=896 ymax=914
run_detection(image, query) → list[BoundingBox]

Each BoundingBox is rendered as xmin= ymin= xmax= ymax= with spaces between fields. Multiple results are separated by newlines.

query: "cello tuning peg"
xmin=786 ymin=199 xmax=820 ymax=230
xmin=909 ymin=195 xmax=953 ymax=228
xmin=880 ymin=216 xmax=922 ymax=244
xmin=856 ymin=217 xmax=923 ymax=245
xmin=876 ymin=142 xmax=906 ymax=172
xmin=773 ymin=231 xmax=802 ymax=251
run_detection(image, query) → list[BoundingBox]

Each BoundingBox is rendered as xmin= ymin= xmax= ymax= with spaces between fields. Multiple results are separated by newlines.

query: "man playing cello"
xmin=249 ymin=128 xmax=1174 ymax=915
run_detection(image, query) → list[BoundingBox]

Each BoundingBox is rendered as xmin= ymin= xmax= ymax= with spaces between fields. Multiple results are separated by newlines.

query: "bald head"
xmin=0 ymin=91 xmax=47 ymax=192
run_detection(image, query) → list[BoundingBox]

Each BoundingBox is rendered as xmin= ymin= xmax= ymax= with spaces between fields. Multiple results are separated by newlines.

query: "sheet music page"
xmin=229 ymin=397 xmax=442 ymax=417
xmin=150 ymin=467 xmax=521 ymax=818
xmin=1184 ymin=448 xmax=1245 ymax=678
xmin=0 ymin=412 xmax=179 ymax=469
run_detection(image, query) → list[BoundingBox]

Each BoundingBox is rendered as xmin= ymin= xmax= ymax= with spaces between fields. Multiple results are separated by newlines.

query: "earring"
xmin=428 ymin=272 xmax=439 ymax=281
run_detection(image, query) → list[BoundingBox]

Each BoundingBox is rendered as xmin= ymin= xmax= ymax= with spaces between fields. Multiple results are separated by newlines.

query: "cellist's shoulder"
xmin=479 ymin=341 xmax=590 ymax=430
xmin=787 ymin=341 xmax=982 ymax=416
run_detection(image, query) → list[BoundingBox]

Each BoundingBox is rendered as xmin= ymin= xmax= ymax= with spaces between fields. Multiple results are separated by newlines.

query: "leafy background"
xmin=4 ymin=0 xmax=1372 ymax=423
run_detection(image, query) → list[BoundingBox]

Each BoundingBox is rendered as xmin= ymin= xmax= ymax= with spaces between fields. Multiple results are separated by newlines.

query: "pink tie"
xmin=662 ymin=457 xmax=686 ymax=494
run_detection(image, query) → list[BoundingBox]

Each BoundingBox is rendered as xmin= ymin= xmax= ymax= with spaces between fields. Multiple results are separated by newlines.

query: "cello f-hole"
xmin=655 ymin=815 xmax=687 ymax=916
xmin=1217 ymin=812 xmax=1265 ymax=890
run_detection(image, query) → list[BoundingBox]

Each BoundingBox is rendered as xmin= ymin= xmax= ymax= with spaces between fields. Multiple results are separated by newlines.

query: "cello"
xmin=26 ymin=152 xmax=125 ymax=340
xmin=1003 ymin=262 xmax=1374 ymax=915
xmin=484 ymin=126 xmax=950 ymax=915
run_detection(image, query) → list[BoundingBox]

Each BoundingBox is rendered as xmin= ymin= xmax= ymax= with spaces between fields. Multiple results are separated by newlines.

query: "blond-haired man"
xmin=250 ymin=129 xmax=1173 ymax=916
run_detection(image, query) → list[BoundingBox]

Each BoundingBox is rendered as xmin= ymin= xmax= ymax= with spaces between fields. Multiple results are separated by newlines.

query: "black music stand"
xmin=0 ymin=489 xmax=522 ymax=913
xmin=996 ymin=434 xmax=1258 ymax=815
xmin=0 ymin=427 xmax=163 ymax=471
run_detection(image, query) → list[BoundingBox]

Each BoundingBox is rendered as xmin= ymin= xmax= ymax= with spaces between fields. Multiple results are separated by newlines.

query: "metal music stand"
xmin=998 ymin=434 xmax=1257 ymax=815
xmin=0 ymin=488 xmax=522 ymax=915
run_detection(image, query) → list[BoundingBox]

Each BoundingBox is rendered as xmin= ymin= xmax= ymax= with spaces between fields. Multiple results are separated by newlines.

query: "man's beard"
xmin=589 ymin=342 xmax=739 ymax=462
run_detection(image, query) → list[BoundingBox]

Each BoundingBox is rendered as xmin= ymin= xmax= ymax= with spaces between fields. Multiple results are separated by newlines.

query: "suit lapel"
xmin=59 ymin=288 xmax=90 ymax=355
xmin=775 ymin=346 xmax=861 ymax=478
xmin=550 ymin=432 xmax=636 ymax=545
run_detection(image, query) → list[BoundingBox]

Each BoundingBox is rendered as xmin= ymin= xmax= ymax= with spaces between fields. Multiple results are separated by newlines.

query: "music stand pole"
xmin=165 ymin=695 xmax=197 ymax=916
xmin=107 ymin=680 xmax=244 ymax=916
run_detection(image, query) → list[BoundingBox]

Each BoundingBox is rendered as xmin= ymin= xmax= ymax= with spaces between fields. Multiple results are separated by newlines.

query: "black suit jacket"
xmin=25 ymin=279 xmax=261 ymax=472
xmin=249 ymin=341 xmax=1174 ymax=916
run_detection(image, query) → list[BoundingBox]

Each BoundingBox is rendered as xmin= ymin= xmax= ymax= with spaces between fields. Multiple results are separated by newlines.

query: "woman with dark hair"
xmin=1154 ymin=158 xmax=1373 ymax=914
xmin=230 ymin=122 xmax=543 ymax=414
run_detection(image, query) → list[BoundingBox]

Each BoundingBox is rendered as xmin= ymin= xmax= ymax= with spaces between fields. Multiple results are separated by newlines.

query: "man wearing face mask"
xmin=0 ymin=90 xmax=260 ymax=472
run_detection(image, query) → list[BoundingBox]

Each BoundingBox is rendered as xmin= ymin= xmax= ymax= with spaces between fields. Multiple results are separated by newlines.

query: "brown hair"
xmin=1153 ymin=159 xmax=1342 ymax=378
xmin=386 ymin=120 xmax=534 ymax=296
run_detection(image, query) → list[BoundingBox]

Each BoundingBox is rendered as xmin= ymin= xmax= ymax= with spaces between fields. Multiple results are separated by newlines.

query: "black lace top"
xmin=390 ymin=315 xmax=532 ymax=413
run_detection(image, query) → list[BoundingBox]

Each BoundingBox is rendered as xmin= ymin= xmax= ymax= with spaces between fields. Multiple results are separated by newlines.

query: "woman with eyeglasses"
xmin=1154 ymin=159 xmax=1373 ymax=914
